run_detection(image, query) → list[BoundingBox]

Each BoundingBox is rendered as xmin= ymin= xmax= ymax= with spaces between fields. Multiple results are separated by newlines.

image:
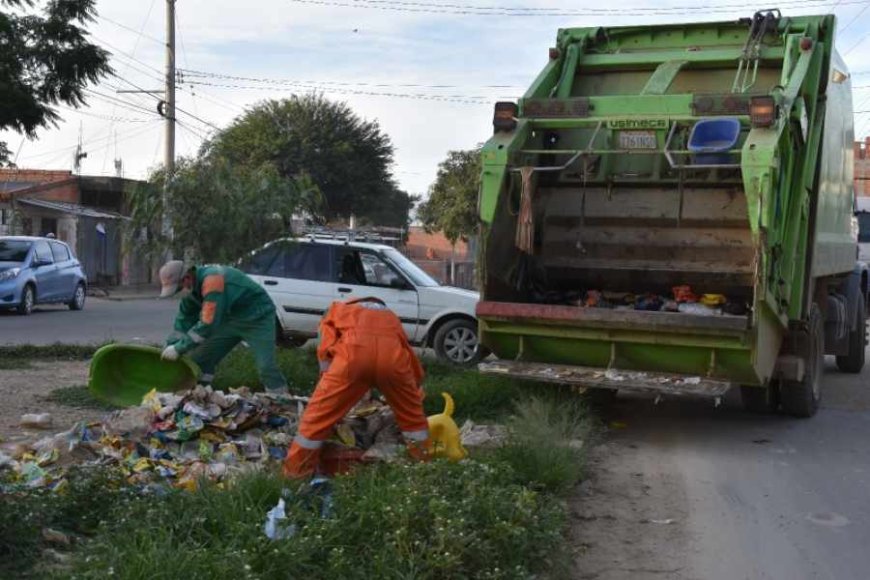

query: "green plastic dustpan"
xmin=89 ymin=344 xmax=200 ymax=407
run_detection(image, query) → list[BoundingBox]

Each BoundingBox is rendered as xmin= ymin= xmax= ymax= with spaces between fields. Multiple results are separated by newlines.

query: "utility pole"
xmin=163 ymin=0 xmax=176 ymax=261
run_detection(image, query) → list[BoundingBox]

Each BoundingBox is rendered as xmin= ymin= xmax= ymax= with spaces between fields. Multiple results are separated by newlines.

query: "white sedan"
xmin=238 ymin=237 xmax=484 ymax=366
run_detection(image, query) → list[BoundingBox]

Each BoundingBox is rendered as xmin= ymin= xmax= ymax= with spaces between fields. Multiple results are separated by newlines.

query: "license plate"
xmin=618 ymin=131 xmax=657 ymax=150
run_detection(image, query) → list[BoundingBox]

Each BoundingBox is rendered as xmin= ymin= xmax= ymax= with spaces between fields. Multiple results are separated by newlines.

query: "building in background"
xmin=405 ymin=226 xmax=476 ymax=289
xmin=0 ymin=169 xmax=151 ymax=287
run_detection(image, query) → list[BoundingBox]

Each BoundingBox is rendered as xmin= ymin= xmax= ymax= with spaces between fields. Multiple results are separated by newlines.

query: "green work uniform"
xmin=166 ymin=265 xmax=287 ymax=391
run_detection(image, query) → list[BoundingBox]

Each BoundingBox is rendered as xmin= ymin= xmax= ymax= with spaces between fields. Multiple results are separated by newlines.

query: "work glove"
xmin=161 ymin=345 xmax=180 ymax=362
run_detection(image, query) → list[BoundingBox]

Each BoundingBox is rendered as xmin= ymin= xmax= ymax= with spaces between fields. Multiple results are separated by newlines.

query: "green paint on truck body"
xmin=478 ymin=14 xmax=856 ymax=390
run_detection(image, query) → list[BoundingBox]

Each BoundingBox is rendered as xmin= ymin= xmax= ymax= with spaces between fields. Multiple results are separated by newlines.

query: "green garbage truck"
xmin=476 ymin=11 xmax=867 ymax=417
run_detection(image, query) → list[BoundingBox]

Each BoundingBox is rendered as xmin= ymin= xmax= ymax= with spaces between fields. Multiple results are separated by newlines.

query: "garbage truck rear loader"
xmin=477 ymin=11 xmax=867 ymax=417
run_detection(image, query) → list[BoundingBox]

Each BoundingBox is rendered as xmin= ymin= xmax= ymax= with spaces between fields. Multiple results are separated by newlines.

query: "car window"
xmin=269 ymin=243 xmax=332 ymax=281
xmin=0 ymin=240 xmax=32 ymax=262
xmin=33 ymin=241 xmax=53 ymax=264
xmin=334 ymin=247 xmax=407 ymax=288
xmin=238 ymin=244 xmax=281 ymax=275
xmin=50 ymin=242 xmax=70 ymax=263
xmin=382 ymin=248 xmax=439 ymax=287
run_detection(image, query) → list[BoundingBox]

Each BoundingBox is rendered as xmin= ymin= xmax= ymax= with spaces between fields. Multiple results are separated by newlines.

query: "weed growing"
xmin=496 ymin=396 xmax=594 ymax=494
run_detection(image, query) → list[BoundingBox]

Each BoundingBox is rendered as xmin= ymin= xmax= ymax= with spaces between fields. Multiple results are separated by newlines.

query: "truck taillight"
xmin=750 ymin=96 xmax=776 ymax=128
xmin=493 ymin=102 xmax=518 ymax=132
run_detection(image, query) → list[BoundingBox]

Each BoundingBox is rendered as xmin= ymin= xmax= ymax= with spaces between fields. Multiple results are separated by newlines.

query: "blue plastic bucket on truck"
xmin=88 ymin=344 xmax=200 ymax=407
xmin=688 ymin=118 xmax=741 ymax=165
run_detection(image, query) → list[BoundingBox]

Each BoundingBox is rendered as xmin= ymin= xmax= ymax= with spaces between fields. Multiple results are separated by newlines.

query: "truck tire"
xmin=836 ymin=293 xmax=865 ymax=373
xmin=781 ymin=304 xmax=823 ymax=418
xmin=741 ymin=384 xmax=779 ymax=414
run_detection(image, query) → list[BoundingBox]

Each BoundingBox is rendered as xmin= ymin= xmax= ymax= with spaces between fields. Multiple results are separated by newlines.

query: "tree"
xmin=0 ymin=0 xmax=111 ymax=165
xmin=128 ymin=158 xmax=323 ymax=264
xmin=417 ymin=148 xmax=481 ymax=244
xmin=210 ymin=93 xmax=414 ymax=226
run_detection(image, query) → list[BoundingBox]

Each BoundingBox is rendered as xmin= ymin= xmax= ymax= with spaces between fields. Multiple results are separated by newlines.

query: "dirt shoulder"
xmin=0 ymin=361 xmax=97 ymax=443
xmin=570 ymin=437 xmax=696 ymax=580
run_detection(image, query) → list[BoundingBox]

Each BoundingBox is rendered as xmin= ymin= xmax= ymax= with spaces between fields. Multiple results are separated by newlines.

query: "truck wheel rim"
xmin=444 ymin=327 xmax=478 ymax=363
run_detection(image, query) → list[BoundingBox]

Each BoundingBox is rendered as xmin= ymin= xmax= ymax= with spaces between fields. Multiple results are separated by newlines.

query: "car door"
xmin=333 ymin=246 xmax=421 ymax=341
xmin=31 ymin=240 xmax=58 ymax=302
xmin=50 ymin=242 xmax=76 ymax=300
xmin=258 ymin=241 xmax=336 ymax=337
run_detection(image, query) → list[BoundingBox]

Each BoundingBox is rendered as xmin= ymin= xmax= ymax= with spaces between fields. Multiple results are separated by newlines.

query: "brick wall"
xmin=0 ymin=169 xmax=79 ymax=203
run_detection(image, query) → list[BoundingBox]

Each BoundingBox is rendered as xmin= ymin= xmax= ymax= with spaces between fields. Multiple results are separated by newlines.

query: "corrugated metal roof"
xmin=17 ymin=198 xmax=129 ymax=220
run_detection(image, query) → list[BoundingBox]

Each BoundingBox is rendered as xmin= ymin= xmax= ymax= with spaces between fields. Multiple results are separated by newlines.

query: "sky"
xmin=3 ymin=0 xmax=870 ymax=200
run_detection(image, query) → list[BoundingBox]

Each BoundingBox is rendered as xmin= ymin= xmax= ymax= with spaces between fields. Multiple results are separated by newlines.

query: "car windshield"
xmin=0 ymin=240 xmax=31 ymax=262
xmin=382 ymin=248 xmax=439 ymax=287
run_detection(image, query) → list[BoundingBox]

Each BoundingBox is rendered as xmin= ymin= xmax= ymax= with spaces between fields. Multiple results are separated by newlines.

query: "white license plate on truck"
xmin=618 ymin=131 xmax=657 ymax=150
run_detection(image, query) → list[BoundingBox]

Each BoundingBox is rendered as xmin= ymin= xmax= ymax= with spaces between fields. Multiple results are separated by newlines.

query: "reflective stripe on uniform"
xmin=402 ymin=428 xmax=429 ymax=442
xmin=293 ymin=434 xmax=324 ymax=449
xmin=319 ymin=360 xmax=331 ymax=372
xmin=188 ymin=330 xmax=205 ymax=343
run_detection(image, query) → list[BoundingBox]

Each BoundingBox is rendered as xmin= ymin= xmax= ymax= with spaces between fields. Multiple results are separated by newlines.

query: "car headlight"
xmin=0 ymin=268 xmax=21 ymax=282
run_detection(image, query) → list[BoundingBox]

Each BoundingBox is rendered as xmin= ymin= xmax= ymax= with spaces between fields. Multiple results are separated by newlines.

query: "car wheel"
xmin=17 ymin=285 xmax=35 ymax=316
xmin=68 ymin=283 xmax=86 ymax=311
xmin=433 ymin=318 xmax=484 ymax=366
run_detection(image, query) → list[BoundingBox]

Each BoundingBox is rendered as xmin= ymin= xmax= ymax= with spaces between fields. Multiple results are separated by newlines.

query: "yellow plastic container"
xmin=427 ymin=392 xmax=467 ymax=462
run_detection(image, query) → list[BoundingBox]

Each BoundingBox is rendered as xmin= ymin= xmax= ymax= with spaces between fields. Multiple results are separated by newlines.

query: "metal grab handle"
xmin=264 ymin=280 xmax=278 ymax=286
xmin=338 ymin=287 xmax=353 ymax=293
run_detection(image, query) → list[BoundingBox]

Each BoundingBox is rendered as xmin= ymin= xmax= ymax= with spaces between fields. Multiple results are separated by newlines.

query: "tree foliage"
xmin=417 ymin=148 xmax=481 ymax=244
xmin=210 ymin=94 xmax=414 ymax=226
xmin=0 ymin=0 xmax=111 ymax=165
xmin=128 ymin=158 xmax=322 ymax=265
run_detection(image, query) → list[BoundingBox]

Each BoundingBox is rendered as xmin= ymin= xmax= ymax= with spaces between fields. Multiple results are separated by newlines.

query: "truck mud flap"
xmin=479 ymin=360 xmax=732 ymax=397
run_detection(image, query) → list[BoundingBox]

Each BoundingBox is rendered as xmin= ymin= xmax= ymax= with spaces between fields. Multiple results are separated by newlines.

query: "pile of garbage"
xmin=563 ymin=285 xmax=748 ymax=316
xmin=0 ymin=386 xmax=509 ymax=494
xmin=1 ymin=386 xmax=398 ymax=493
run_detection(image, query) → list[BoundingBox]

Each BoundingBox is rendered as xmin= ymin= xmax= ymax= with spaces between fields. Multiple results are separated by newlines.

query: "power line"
xmin=185 ymin=80 xmax=505 ymax=104
xmin=98 ymin=12 xmax=163 ymax=45
xmin=286 ymin=0 xmax=870 ymax=17
xmin=839 ymin=2 xmax=870 ymax=32
xmin=16 ymin=122 xmax=161 ymax=162
xmin=56 ymin=105 xmax=153 ymax=123
xmin=180 ymin=68 xmax=524 ymax=90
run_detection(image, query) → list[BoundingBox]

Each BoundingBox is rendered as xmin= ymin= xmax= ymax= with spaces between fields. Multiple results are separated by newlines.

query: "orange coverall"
xmin=283 ymin=297 xmax=431 ymax=478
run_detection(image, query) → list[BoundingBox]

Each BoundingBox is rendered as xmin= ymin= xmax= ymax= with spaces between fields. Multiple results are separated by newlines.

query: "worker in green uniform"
xmin=158 ymin=260 xmax=289 ymax=394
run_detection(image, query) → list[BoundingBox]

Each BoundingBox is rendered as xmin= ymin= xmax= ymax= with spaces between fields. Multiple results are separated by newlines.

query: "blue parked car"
xmin=0 ymin=236 xmax=88 ymax=315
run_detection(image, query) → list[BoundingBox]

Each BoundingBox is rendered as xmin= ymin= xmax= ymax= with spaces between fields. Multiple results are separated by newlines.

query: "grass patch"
xmin=0 ymin=467 xmax=133 ymax=578
xmin=0 ymin=343 xmax=104 ymax=361
xmin=44 ymin=385 xmax=120 ymax=411
xmin=0 ymin=358 xmax=32 ymax=370
xmin=64 ymin=460 xmax=566 ymax=580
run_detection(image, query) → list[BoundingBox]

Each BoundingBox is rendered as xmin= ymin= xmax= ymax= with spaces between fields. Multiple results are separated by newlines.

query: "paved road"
xmin=0 ymin=298 xmax=177 ymax=346
xmin=573 ymin=354 xmax=870 ymax=580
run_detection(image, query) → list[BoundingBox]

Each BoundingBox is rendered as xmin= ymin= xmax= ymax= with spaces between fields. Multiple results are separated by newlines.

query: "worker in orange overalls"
xmin=283 ymin=297 xmax=431 ymax=478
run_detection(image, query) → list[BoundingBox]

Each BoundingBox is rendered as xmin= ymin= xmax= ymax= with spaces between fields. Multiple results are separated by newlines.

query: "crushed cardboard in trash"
xmin=0 ymin=385 xmax=409 ymax=493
